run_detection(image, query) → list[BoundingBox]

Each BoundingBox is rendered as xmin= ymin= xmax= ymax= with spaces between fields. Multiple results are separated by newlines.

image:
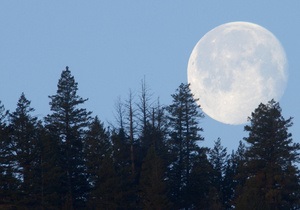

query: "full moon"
xmin=187 ymin=21 xmax=288 ymax=125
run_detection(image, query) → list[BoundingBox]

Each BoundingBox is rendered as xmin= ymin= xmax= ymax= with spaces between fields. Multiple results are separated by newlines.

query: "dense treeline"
xmin=0 ymin=66 xmax=300 ymax=209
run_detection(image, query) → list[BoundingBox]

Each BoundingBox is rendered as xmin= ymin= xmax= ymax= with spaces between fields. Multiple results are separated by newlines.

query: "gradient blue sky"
xmin=1 ymin=1 xmax=299 ymax=152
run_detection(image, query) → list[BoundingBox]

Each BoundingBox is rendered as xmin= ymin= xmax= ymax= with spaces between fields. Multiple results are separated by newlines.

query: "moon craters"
xmin=187 ymin=22 xmax=288 ymax=125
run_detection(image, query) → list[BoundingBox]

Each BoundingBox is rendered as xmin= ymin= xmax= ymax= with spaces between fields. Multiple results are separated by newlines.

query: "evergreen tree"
xmin=208 ymin=138 xmax=229 ymax=209
xmin=9 ymin=93 xmax=43 ymax=208
xmin=125 ymin=90 xmax=137 ymax=180
xmin=188 ymin=148 xmax=214 ymax=209
xmin=139 ymin=98 xmax=169 ymax=208
xmin=139 ymin=145 xmax=170 ymax=210
xmin=84 ymin=116 xmax=118 ymax=209
xmin=90 ymin=155 xmax=119 ymax=209
xmin=166 ymin=83 xmax=204 ymax=209
xmin=85 ymin=116 xmax=110 ymax=189
xmin=235 ymin=100 xmax=300 ymax=209
xmin=111 ymin=128 xmax=134 ymax=208
xmin=45 ymin=66 xmax=92 ymax=209
xmin=0 ymin=101 xmax=19 ymax=207
xmin=231 ymin=140 xmax=247 ymax=208
xmin=222 ymin=150 xmax=238 ymax=210
xmin=141 ymin=99 xmax=168 ymax=161
xmin=40 ymin=128 xmax=66 ymax=209
xmin=151 ymin=100 xmax=169 ymax=158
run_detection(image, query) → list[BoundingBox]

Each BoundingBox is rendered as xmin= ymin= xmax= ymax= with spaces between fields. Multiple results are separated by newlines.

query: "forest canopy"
xmin=0 ymin=67 xmax=299 ymax=209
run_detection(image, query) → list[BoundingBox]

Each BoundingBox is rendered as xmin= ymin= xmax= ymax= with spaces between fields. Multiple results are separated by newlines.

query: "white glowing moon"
xmin=187 ymin=22 xmax=288 ymax=125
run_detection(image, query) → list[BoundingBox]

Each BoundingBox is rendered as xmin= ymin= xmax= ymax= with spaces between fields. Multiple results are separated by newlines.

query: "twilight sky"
xmin=1 ymin=1 xmax=299 ymax=151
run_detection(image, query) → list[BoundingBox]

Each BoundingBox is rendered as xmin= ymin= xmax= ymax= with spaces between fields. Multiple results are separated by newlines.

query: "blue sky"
xmin=1 ymin=1 xmax=299 ymax=151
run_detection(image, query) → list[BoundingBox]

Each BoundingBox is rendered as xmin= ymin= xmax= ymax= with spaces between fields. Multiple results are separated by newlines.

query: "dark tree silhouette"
xmin=9 ymin=93 xmax=43 ymax=208
xmin=235 ymin=100 xmax=300 ymax=209
xmin=45 ymin=66 xmax=92 ymax=209
xmin=0 ymin=101 xmax=19 ymax=207
xmin=1 ymin=70 xmax=300 ymax=210
xmin=166 ymin=83 xmax=204 ymax=209
xmin=84 ymin=116 xmax=118 ymax=209
xmin=208 ymin=138 xmax=229 ymax=208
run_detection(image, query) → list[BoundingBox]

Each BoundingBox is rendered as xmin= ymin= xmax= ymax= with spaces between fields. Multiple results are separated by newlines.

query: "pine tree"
xmin=0 ymin=101 xmax=19 ymax=207
xmin=139 ymin=98 xmax=168 ymax=162
xmin=138 ymin=96 xmax=169 ymax=209
xmin=235 ymin=100 xmax=300 ymax=209
xmin=125 ymin=90 xmax=137 ymax=180
xmin=9 ymin=93 xmax=43 ymax=208
xmin=84 ymin=116 xmax=118 ymax=209
xmin=85 ymin=116 xmax=110 ymax=189
xmin=139 ymin=145 xmax=170 ymax=210
xmin=231 ymin=140 xmax=247 ymax=208
xmin=188 ymin=148 xmax=214 ymax=209
xmin=166 ymin=83 xmax=204 ymax=209
xmin=150 ymin=100 xmax=169 ymax=158
xmin=111 ymin=128 xmax=133 ymax=208
xmin=208 ymin=138 xmax=229 ymax=209
xmin=222 ymin=150 xmax=238 ymax=210
xmin=45 ymin=66 xmax=92 ymax=209
xmin=40 ymin=127 xmax=65 ymax=209
xmin=90 ymin=155 xmax=119 ymax=209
